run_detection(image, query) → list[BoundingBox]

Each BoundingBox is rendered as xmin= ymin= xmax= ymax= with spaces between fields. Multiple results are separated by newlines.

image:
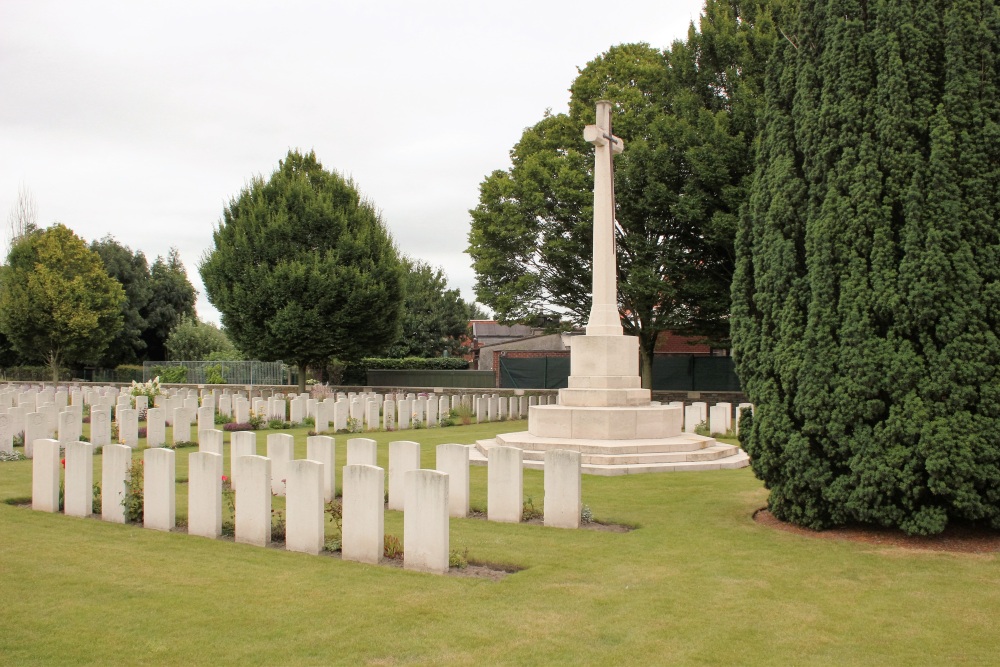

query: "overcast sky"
xmin=1 ymin=0 xmax=704 ymax=324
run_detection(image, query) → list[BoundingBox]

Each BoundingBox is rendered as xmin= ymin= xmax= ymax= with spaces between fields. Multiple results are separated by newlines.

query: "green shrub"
xmin=521 ymin=496 xmax=543 ymax=521
xmin=383 ymin=534 xmax=403 ymax=560
xmin=151 ymin=365 xmax=187 ymax=383
xmin=122 ymin=458 xmax=144 ymax=523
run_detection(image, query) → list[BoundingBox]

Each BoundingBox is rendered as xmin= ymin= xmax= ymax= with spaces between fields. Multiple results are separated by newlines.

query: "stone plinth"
xmin=528 ymin=403 xmax=682 ymax=441
xmin=403 ymin=469 xmax=449 ymax=575
xmin=342 ymin=464 xmax=384 ymax=565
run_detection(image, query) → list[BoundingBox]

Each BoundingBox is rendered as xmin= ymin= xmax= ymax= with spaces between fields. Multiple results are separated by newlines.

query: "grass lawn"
xmin=1 ymin=420 xmax=998 ymax=666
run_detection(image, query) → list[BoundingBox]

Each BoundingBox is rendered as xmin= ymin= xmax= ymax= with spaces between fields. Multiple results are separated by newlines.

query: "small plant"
xmin=12 ymin=431 xmax=24 ymax=447
xmin=92 ymin=482 xmax=102 ymax=515
xmin=452 ymin=404 xmax=475 ymax=426
xmin=345 ymin=417 xmax=363 ymax=433
xmin=137 ymin=428 xmax=147 ymax=439
xmin=581 ymin=504 xmax=594 ymax=524
xmin=271 ymin=509 xmax=286 ymax=542
xmin=412 ymin=415 xmax=425 ymax=430
xmin=0 ymin=450 xmax=25 ymax=462
xmin=214 ymin=412 xmax=233 ymax=425
xmin=268 ymin=419 xmax=292 ymax=429
xmin=223 ymin=422 xmax=255 ymax=432
xmin=221 ymin=475 xmax=235 ymax=535
xmin=325 ymin=498 xmax=343 ymax=534
xmin=383 ymin=534 xmax=404 ymax=560
xmin=247 ymin=410 xmax=265 ymax=430
xmin=302 ymin=416 xmax=315 ymax=427
xmin=323 ymin=538 xmax=342 ymax=552
xmin=449 ymin=547 xmax=469 ymax=569
xmin=129 ymin=376 xmax=161 ymax=408
xmin=694 ymin=420 xmax=711 ymax=436
xmin=522 ymin=496 xmax=543 ymax=522
xmin=122 ymin=458 xmax=144 ymax=523
xmin=165 ymin=440 xmax=197 ymax=449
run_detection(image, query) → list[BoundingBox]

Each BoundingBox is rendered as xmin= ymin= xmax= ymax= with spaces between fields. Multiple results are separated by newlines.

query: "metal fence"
xmin=142 ymin=360 xmax=287 ymax=385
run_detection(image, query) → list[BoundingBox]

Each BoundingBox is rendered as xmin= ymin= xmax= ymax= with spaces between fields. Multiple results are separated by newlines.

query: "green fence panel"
xmin=366 ymin=370 xmax=496 ymax=388
xmin=499 ymin=357 xmax=570 ymax=389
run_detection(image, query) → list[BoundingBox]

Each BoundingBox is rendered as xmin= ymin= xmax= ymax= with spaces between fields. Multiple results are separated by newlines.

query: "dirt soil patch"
xmin=754 ymin=508 xmax=1000 ymax=554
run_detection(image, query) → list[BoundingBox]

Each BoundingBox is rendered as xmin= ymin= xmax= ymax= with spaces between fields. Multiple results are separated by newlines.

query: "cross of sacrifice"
xmin=583 ymin=100 xmax=625 ymax=336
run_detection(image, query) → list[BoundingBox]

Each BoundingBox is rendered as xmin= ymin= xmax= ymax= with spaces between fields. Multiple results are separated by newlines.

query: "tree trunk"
xmin=297 ymin=362 xmax=307 ymax=393
xmin=48 ymin=351 xmax=60 ymax=385
xmin=637 ymin=327 xmax=657 ymax=390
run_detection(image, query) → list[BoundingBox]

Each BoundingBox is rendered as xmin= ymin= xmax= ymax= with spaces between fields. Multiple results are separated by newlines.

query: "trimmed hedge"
xmin=342 ymin=357 xmax=470 ymax=385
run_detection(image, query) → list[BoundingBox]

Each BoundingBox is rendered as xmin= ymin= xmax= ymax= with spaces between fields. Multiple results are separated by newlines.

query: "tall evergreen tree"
xmin=142 ymin=248 xmax=197 ymax=362
xmin=732 ymin=0 xmax=1000 ymax=534
xmin=200 ymin=150 xmax=403 ymax=392
xmin=90 ymin=236 xmax=152 ymax=366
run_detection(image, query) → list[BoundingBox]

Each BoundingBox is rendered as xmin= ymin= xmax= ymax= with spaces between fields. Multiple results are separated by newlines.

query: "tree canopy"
xmin=143 ymin=248 xmax=197 ymax=362
xmin=165 ymin=316 xmax=240 ymax=361
xmin=388 ymin=258 xmax=482 ymax=358
xmin=468 ymin=1 xmax=785 ymax=385
xmin=731 ymin=0 xmax=1000 ymax=534
xmin=90 ymin=236 xmax=152 ymax=366
xmin=200 ymin=150 xmax=404 ymax=391
xmin=0 ymin=224 xmax=125 ymax=381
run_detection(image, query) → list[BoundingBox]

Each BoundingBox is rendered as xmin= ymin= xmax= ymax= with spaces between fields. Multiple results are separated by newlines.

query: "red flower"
xmin=60 ymin=458 xmax=65 ymax=468
xmin=221 ymin=476 xmax=229 ymax=482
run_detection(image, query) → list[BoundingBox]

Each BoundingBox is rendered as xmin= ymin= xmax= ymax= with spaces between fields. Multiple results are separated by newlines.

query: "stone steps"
xmin=470 ymin=436 xmax=750 ymax=476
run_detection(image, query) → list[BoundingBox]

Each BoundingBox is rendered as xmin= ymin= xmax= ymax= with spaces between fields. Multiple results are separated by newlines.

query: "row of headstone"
xmin=673 ymin=401 xmax=755 ymax=435
xmin=33 ymin=434 xmax=584 ymax=574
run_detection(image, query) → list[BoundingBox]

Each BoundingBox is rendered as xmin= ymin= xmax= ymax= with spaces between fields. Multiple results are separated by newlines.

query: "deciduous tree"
xmin=142 ymin=248 xmax=197 ymax=361
xmin=468 ymin=2 xmax=784 ymax=385
xmin=90 ymin=236 xmax=152 ymax=366
xmin=388 ymin=258 xmax=482 ymax=358
xmin=0 ymin=224 xmax=125 ymax=381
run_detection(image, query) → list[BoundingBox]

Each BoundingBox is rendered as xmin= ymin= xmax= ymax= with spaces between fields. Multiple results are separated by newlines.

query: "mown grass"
xmin=0 ymin=421 xmax=998 ymax=666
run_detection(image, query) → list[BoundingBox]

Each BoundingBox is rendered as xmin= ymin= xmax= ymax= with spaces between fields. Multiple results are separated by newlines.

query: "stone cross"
xmin=583 ymin=100 xmax=625 ymax=336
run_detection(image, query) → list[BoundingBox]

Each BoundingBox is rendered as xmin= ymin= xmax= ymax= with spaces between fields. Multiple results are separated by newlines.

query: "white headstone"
xmin=544 ymin=449 xmax=581 ymax=529
xmin=285 ymin=459 xmax=325 ymax=555
xmin=266 ymin=433 xmax=294 ymax=496
xmin=146 ymin=408 xmax=166 ymax=447
xmin=403 ymin=469 xmax=449 ymax=575
xmin=235 ymin=455 xmax=271 ymax=547
xmin=101 ymin=444 xmax=131 ymax=523
xmin=199 ymin=429 xmax=224 ymax=456
xmin=346 ymin=438 xmax=377 ymax=467
xmin=64 ymin=441 xmax=95 ymax=517
xmin=144 ymin=447 xmax=176 ymax=531
xmin=341 ymin=464 xmax=384 ymax=565
xmin=306 ymin=435 xmax=336 ymax=502
xmin=32 ymin=439 xmax=61 ymax=512
xmin=188 ymin=451 xmax=223 ymax=539
xmin=435 ymin=444 xmax=469 ymax=518
xmin=388 ymin=440 xmax=421 ymax=511
xmin=488 ymin=446 xmax=523 ymax=523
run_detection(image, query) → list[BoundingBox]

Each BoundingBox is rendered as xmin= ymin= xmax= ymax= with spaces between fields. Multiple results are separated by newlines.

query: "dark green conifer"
xmin=732 ymin=0 xmax=1000 ymax=534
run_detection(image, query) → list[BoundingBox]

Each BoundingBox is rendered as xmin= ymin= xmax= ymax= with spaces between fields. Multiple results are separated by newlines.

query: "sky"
xmin=1 ymin=0 xmax=705 ymax=324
